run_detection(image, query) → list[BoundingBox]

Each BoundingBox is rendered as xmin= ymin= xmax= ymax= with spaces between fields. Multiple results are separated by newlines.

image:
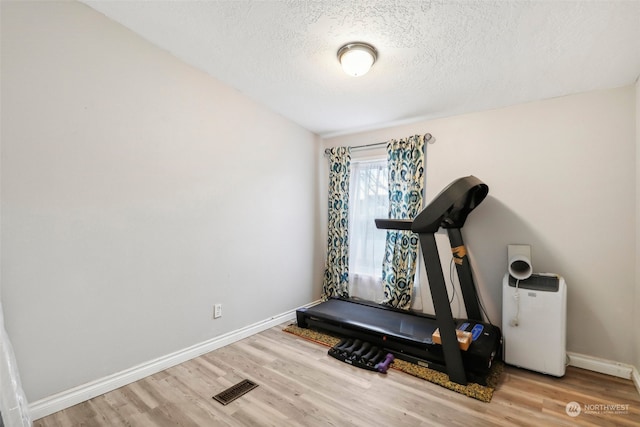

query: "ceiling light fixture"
xmin=337 ymin=42 xmax=377 ymax=77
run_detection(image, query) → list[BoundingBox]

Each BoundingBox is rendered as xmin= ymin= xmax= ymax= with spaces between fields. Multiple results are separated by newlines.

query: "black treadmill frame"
xmin=301 ymin=176 xmax=499 ymax=385
xmin=296 ymin=297 xmax=498 ymax=384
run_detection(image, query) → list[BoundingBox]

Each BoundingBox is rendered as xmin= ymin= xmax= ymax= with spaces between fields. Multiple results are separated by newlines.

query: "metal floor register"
xmin=212 ymin=379 xmax=259 ymax=405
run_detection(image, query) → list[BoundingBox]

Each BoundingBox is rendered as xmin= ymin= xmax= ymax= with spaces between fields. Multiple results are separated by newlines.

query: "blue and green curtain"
xmin=322 ymin=147 xmax=351 ymax=300
xmin=381 ymin=135 xmax=426 ymax=309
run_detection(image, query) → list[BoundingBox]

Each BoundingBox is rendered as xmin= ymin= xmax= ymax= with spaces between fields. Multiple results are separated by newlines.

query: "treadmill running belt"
xmin=303 ymin=299 xmax=437 ymax=344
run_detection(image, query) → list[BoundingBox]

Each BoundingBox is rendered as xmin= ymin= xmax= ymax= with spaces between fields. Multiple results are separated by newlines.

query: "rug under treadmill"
xmin=283 ymin=324 xmax=503 ymax=403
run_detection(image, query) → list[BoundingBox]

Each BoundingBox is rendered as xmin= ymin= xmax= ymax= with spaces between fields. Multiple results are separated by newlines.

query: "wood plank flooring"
xmin=34 ymin=323 xmax=640 ymax=426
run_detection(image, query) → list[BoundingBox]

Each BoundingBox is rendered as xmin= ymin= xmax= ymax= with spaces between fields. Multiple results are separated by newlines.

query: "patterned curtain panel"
xmin=381 ymin=135 xmax=426 ymax=309
xmin=322 ymin=147 xmax=351 ymax=300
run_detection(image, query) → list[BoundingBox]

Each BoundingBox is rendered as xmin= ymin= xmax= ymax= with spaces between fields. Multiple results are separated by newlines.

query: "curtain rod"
xmin=324 ymin=133 xmax=433 ymax=155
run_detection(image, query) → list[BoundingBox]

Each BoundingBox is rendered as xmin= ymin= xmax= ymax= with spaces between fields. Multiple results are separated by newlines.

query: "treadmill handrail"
xmin=374 ymin=219 xmax=412 ymax=231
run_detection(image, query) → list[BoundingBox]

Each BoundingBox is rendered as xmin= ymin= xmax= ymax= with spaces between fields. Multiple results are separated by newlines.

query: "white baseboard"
xmin=29 ymin=300 xmax=321 ymax=421
xmin=567 ymin=352 xmax=633 ymax=379
xmin=632 ymin=367 xmax=640 ymax=396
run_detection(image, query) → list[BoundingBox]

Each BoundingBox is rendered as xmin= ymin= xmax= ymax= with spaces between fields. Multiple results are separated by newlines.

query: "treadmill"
xmin=296 ymin=176 xmax=501 ymax=385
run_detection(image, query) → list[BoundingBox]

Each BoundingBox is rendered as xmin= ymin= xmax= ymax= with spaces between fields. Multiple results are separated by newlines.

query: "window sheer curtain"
xmin=348 ymin=159 xmax=388 ymax=302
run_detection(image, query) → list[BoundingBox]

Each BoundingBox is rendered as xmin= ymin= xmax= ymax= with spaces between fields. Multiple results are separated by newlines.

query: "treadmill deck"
xmin=297 ymin=298 xmax=501 ymax=381
xmin=301 ymin=299 xmax=437 ymax=344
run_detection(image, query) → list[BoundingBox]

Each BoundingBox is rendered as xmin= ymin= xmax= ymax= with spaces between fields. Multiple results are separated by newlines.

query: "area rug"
xmin=283 ymin=324 xmax=503 ymax=403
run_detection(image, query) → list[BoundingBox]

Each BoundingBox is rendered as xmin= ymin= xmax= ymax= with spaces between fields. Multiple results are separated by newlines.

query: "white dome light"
xmin=337 ymin=42 xmax=377 ymax=77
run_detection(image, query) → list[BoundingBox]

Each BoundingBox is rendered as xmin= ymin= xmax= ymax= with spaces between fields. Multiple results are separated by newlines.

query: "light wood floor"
xmin=34 ymin=323 xmax=640 ymax=426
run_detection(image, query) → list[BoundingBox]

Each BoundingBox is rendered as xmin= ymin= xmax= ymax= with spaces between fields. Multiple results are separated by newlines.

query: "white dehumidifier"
xmin=502 ymin=273 xmax=567 ymax=376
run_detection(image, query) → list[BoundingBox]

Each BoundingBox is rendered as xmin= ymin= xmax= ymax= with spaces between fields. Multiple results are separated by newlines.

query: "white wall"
xmin=324 ymin=86 xmax=637 ymax=365
xmin=1 ymin=1 xmax=322 ymax=402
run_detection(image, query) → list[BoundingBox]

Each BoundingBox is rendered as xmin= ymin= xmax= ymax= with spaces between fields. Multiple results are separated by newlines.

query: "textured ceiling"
xmin=82 ymin=0 xmax=640 ymax=137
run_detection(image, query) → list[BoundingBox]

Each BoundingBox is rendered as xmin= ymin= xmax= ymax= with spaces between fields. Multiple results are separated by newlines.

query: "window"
xmin=348 ymin=158 xmax=388 ymax=302
xmin=348 ymin=155 xmax=423 ymax=308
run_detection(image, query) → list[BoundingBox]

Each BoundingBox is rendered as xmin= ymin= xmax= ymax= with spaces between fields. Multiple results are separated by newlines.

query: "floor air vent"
xmin=213 ymin=379 xmax=258 ymax=405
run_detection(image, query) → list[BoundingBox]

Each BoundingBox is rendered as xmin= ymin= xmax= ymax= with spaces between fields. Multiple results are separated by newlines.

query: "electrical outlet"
xmin=214 ymin=304 xmax=222 ymax=319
